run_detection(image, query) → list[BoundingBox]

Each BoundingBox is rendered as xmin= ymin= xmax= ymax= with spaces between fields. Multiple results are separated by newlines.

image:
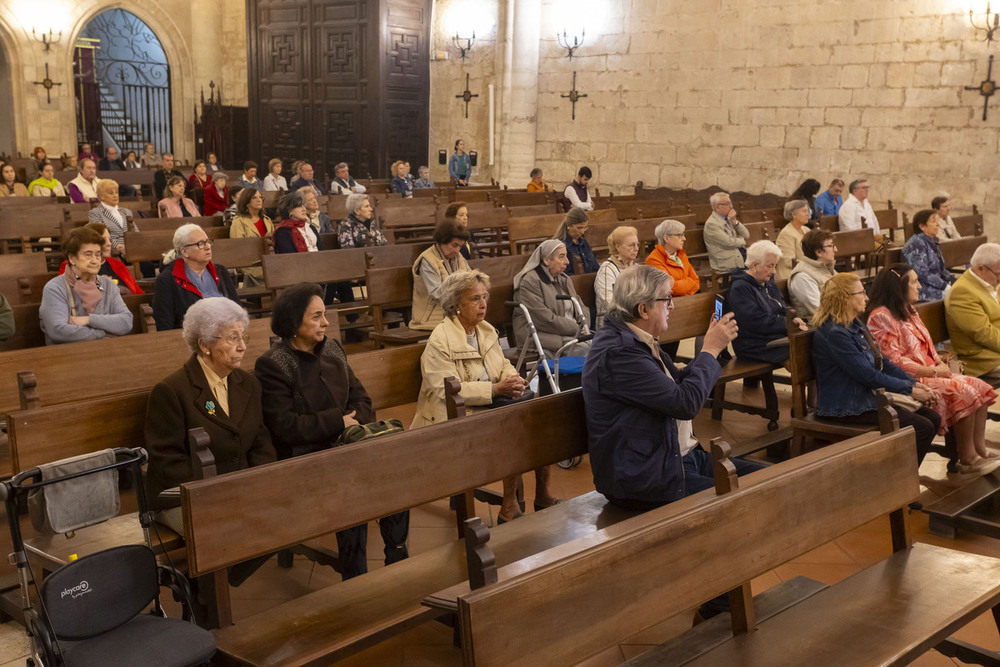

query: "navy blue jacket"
xmin=813 ymin=319 xmax=914 ymax=417
xmin=727 ymin=270 xmax=789 ymax=364
xmin=561 ymin=234 xmax=600 ymax=275
xmin=582 ymin=317 xmax=721 ymax=504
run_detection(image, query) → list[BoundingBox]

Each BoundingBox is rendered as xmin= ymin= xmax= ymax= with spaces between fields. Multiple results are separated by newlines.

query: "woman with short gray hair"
xmin=413 ymin=269 xmax=555 ymax=522
xmin=728 ymin=240 xmax=807 ymax=365
xmin=338 ymin=193 xmax=388 ymax=248
xmin=775 ymin=199 xmax=810 ymax=280
xmin=145 ymin=297 xmax=274 ymax=533
xmin=583 ymin=265 xmax=758 ymax=523
xmin=153 ymin=223 xmax=240 ymax=331
xmin=646 ymin=219 xmax=700 ymax=297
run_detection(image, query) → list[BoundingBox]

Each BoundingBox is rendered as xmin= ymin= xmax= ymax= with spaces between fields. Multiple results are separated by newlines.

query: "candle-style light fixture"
xmin=32 ymin=26 xmax=62 ymax=52
xmin=971 ymin=2 xmax=1000 ymax=44
xmin=557 ymin=28 xmax=585 ymax=59
xmin=453 ymin=31 xmax=475 ymax=60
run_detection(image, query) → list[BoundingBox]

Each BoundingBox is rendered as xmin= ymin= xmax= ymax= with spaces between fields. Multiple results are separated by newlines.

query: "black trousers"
xmin=822 ymin=406 xmax=940 ymax=464
xmin=336 ymin=510 xmax=410 ymax=580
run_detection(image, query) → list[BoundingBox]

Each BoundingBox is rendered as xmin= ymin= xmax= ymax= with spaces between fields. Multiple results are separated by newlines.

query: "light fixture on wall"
xmin=557 ymin=28 xmax=585 ymax=59
xmin=32 ymin=26 xmax=62 ymax=52
xmin=970 ymin=2 xmax=1000 ymax=44
xmin=453 ymin=31 xmax=475 ymax=60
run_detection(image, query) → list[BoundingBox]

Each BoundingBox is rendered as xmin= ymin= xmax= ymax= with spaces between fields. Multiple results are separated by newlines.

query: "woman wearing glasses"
xmin=812 ymin=272 xmax=941 ymax=464
xmin=595 ymin=225 xmax=639 ymax=329
xmin=153 ymin=223 xmax=240 ymax=331
xmin=145 ymin=297 xmax=274 ymax=534
xmin=40 ymin=226 xmax=133 ymax=345
xmin=788 ymin=229 xmax=838 ymax=321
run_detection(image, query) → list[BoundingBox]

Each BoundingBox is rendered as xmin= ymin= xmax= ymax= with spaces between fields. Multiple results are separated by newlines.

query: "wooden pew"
xmin=0 ymin=313 xmax=303 ymax=415
xmin=433 ymin=428 xmax=1000 ymax=666
xmin=952 ymin=211 xmax=984 ymax=237
xmin=185 ymin=389 xmax=640 ymax=663
xmin=262 ymin=244 xmax=428 ymax=292
xmin=0 ymin=293 xmax=152 ymax=352
xmin=0 ymin=205 xmax=64 ymax=254
xmin=0 ymin=273 xmax=57 ymax=305
xmin=138 ymin=215 xmax=224 ymax=232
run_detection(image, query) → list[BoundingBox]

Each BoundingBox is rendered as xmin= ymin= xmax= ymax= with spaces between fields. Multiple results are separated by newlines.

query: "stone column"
xmin=494 ymin=0 xmax=540 ymax=187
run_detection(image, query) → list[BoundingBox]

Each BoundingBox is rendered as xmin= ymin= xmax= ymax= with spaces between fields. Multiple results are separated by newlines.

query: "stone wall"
xmin=429 ymin=0 xmax=1000 ymax=230
xmin=0 ymin=0 xmax=249 ymax=161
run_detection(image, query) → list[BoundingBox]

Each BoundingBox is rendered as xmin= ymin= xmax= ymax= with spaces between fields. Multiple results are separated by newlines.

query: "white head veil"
xmin=513 ymin=239 xmax=565 ymax=290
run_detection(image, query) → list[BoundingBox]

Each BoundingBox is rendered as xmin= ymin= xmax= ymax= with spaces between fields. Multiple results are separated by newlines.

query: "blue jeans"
xmin=682 ymin=446 xmax=766 ymax=496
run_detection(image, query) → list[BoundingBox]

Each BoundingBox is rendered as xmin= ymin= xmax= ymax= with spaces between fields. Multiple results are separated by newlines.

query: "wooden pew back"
xmin=182 ymin=388 xmax=589 ymax=576
xmin=124 ymin=228 xmax=231 ymax=264
xmin=0 ymin=293 xmax=152 ymax=353
xmin=262 ymin=244 xmax=428 ymax=290
xmin=137 ymin=216 xmax=223 ymax=233
xmin=453 ymin=429 xmax=919 ymax=666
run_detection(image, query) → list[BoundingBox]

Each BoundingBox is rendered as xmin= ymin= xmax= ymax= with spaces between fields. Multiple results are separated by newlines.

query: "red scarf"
xmin=277 ymin=218 xmax=309 ymax=253
xmin=254 ymin=217 xmax=267 ymax=237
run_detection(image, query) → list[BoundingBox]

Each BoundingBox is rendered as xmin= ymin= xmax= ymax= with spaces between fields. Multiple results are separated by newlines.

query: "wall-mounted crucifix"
xmin=455 ymin=73 xmax=478 ymax=119
xmin=32 ymin=63 xmax=62 ymax=104
xmin=561 ymin=71 xmax=588 ymax=120
xmin=966 ymin=54 xmax=997 ymax=121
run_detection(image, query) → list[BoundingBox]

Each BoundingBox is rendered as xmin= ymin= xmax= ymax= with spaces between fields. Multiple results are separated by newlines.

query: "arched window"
xmin=74 ymin=9 xmax=171 ymax=155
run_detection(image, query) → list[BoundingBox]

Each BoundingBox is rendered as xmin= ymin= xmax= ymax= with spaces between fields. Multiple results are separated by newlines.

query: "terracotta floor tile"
xmin=908 ymin=650 xmax=961 ymax=666
xmin=401 ymin=644 xmax=463 ymax=667
xmin=751 ymin=570 xmax=782 ymax=592
xmin=333 ymin=635 xmax=405 ymax=667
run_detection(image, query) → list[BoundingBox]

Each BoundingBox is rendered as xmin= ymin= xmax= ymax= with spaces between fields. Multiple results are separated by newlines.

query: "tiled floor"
xmin=3 ymin=378 xmax=1000 ymax=665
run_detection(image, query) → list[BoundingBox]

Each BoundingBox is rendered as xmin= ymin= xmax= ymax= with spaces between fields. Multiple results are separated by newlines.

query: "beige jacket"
xmin=410 ymin=316 xmax=517 ymax=428
xmin=409 ymin=245 xmax=470 ymax=331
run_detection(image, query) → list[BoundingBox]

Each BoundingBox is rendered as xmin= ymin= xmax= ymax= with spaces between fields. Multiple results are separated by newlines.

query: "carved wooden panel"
xmin=248 ymin=0 xmax=429 ymax=181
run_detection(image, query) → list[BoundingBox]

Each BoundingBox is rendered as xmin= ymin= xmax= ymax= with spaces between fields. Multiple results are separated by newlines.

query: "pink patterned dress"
xmin=868 ymin=306 xmax=996 ymax=433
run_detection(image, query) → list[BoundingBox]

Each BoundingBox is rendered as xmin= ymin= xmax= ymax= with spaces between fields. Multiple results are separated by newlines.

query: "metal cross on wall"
xmin=561 ymin=71 xmax=588 ymax=120
xmin=32 ymin=63 xmax=62 ymax=104
xmin=966 ymin=54 xmax=997 ymax=121
xmin=455 ymin=73 xmax=478 ymax=119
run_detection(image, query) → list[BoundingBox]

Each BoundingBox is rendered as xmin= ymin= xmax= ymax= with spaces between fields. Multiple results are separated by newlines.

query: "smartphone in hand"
xmin=714 ymin=295 xmax=725 ymax=321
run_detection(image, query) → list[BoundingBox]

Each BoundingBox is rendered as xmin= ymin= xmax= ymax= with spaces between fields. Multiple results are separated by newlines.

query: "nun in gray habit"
xmin=512 ymin=239 xmax=592 ymax=357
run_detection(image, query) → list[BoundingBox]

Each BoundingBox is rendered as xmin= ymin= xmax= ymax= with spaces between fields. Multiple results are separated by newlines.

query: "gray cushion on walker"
xmin=28 ymin=449 xmax=120 ymax=535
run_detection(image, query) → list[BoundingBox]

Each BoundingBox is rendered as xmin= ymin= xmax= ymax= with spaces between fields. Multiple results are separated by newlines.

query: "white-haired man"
xmin=946 ymin=242 xmax=1000 ymax=386
xmin=703 ymin=191 xmax=749 ymax=273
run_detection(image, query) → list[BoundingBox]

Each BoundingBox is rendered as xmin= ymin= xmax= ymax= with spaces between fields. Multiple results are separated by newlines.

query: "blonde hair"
xmin=390 ymin=160 xmax=403 ymax=177
xmin=607 ymin=225 xmax=638 ymax=260
xmin=812 ymin=273 xmax=864 ymax=328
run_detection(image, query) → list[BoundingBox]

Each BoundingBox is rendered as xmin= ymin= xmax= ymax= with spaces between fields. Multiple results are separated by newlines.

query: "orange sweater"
xmin=645 ymin=245 xmax=699 ymax=296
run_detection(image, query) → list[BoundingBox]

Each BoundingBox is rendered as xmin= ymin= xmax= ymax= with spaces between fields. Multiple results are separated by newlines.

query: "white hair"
xmin=181 ymin=297 xmax=249 ymax=354
xmin=746 ymin=240 xmax=782 ymax=267
xmin=972 ymin=243 xmax=1000 ymax=268
xmin=783 ymin=199 xmax=808 ymax=222
xmin=172 ymin=223 xmax=203 ymax=254
xmin=654 ymin=219 xmax=685 ymax=242
xmin=709 ymin=191 xmax=731 ymax=207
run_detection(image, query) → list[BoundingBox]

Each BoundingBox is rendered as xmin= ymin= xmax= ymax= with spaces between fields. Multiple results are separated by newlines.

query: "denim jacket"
xmin=813 ymin=319 xmax=914 ymax=417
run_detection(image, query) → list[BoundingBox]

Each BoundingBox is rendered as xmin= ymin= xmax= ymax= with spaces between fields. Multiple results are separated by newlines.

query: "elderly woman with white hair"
xmin=513 ymin=239 xmax=591 ymax=357
xmin=775 ymin=199 xmax=810 ymax=280
xmin=153 ymin=223 xmax=240 ymax=331
xmin=728 ymin=240 xmax=807 ymax=365
xmin=338 ymin=192 xmax=388 ymax=248
xmin=645 ymin=219 xmax=699 ymax=296
xmin=411 ymin=270 xmax=552 ymax=522
xmin=595 ymin=225 xmax=639 ymax=328
xmin=145 ymin=297 xmax=275 ymax=533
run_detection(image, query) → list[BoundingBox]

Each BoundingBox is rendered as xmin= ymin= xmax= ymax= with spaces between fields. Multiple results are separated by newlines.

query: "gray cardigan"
xmin=39 ymin=274 xmax=133 ymax=345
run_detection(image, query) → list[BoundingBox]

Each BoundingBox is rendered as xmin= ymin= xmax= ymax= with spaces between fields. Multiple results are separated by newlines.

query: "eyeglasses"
xmin=849 ymin=289 xmax=867 ymax=296
xmin=667 ymin=233 xmax=685 ymax=238
xmin=183 ymin=239 xmax=214 ymax=250
xmin=623 ymin=241 xmax=640 ymax=248
xmin=214 ymin=333 xmax=250 ymax=345
xmin=821 ymin=243 xmax=837 ymax=249
xmin=717 ymin=202 xmax=733 ymax=207
xmin=654 ymin=296 xmax=674 ymax=308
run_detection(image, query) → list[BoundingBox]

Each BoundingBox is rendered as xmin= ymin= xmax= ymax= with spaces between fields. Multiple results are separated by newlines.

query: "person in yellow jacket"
xmin=945 ymin=243 xmax=1000 ymax=385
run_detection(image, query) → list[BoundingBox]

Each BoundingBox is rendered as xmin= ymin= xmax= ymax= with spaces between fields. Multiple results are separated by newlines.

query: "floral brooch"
xmin=205 ymin=400 xmax=216 ymax=416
